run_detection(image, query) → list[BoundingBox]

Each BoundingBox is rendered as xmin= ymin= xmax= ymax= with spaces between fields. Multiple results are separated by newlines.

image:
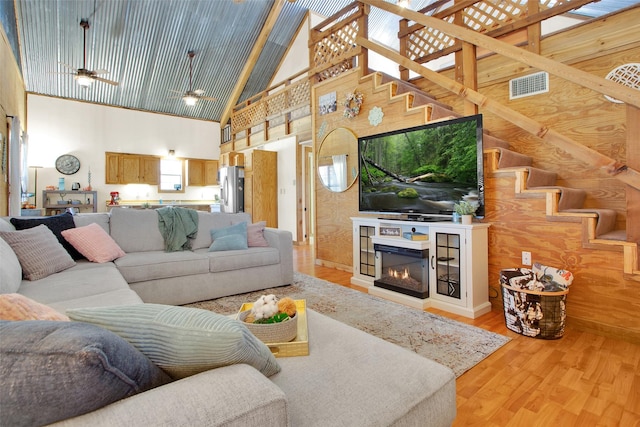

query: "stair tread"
xmin=483 ymin=134 xmax=510 ymax=149
xmin=592 ymin=230 xmax=628 ymax=242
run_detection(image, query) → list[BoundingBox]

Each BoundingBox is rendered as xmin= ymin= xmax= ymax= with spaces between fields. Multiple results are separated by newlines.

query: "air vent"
xmin=509 ymin=72 xmax=549 ymax=100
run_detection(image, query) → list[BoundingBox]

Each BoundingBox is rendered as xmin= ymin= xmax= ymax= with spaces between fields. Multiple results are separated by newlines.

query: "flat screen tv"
xmin=358 ymin=114 xmax=484 ymax=219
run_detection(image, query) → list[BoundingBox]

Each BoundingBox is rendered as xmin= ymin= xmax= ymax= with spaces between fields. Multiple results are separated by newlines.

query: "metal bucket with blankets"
xmin=500 ymin=263 xmax=574 ymax=339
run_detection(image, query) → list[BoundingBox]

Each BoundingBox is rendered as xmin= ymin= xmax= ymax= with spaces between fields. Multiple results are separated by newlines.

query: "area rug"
xmin=185 ymin=271 xmax=510 ymax=377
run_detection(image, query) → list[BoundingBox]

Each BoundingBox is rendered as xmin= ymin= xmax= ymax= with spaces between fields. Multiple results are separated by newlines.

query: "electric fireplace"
xmin=373 ymin=243 xmax=429 ymax=299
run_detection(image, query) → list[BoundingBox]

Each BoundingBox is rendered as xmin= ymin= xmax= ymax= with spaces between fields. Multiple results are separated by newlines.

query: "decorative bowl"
xmin=238 ymin=310 xmax=298 ymax=343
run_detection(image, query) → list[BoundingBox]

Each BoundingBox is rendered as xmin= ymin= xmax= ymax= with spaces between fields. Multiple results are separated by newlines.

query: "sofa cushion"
xmin=0 ymin=225 xmax=76 ymax=281
xmin=0 ymin=320 xmax=171 ymax=427
xmin=0 ymin=236 xmax=22 ymax=293
xmin=0 ymin=293 xmax=69 ymax=321
xmin=10 ymin=212 xmax=83 ymax=260
xmin=62 ymin=223 xmax=126 ymax=263
xmin=207 ymin=247 xmax=281 ymax=273
xmin=67 ymin=304 xmax=281 ymax=379
xmin=272 ymin=310 xmax=457 ymax=427
xmin=17 ymin=262 xmax=141 ymax=311
xmin=114 ymin=251 xmax=209 ymax=283
xmin=73 ymin=212 xmax=111 ymax=233
xmin=109 ymin=208 xmax=165 ymax=253
xmin=190 ymin=211 xmax=252 ymax=250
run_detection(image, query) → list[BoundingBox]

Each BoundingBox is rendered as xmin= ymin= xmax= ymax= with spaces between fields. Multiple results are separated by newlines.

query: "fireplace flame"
xmin=388 ymin=267 xmax=410 ymax=280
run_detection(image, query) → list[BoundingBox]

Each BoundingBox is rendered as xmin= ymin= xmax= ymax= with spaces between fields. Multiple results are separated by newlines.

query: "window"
xmin=159 ymin=158 xmax=185 ymax=193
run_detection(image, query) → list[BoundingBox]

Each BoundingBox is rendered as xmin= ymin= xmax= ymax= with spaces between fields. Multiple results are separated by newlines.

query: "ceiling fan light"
xmin=183 ymin=95 xmax=198 ymax=106
xmin=76 ymin=75 xmax=93 ymax=87
xmin=397 ymin=0 xmax=410 ymax=8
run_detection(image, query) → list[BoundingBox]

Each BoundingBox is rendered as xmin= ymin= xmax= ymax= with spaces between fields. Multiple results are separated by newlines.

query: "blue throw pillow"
xmin=0 ymin=320 xmax=171 ymax=426
xmin=209 ymin=222 xmax=248 ymax=252
xmin=209 ymin=234 xmax=248 ymax=251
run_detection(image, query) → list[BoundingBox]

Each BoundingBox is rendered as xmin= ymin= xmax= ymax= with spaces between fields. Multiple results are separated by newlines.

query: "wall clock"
xmin=55 ymin=154 xmax=81 ymax=175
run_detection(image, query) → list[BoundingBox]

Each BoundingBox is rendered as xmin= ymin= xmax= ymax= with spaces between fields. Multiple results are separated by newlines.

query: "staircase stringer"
xmin=486 ymin=148 xmax=640 ymax=277
xmin=358 ymin=71 xmax=439 ymax=123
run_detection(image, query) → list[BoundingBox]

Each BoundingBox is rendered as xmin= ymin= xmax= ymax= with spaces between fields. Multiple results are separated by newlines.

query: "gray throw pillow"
xmin=0 ymin=320 xmax=171 ymax=427
xmin=10 ymin=212 xmax=83 ymax=260
xmin=0 ymin=237 xmax=22 ymax=293
xmin=67 ymin=304 xmax=281 ymax=379
xmin=0 ymin=225 xmax=76 ymax=281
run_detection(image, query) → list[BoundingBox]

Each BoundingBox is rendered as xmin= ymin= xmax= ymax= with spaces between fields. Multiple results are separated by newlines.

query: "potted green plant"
xmin=454 ymin=201 xmax=477 ymax=225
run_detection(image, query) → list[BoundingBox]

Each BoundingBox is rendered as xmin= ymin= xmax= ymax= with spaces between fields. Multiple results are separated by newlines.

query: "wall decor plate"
xmin=368 ymin=106 xmax=384 ymax=126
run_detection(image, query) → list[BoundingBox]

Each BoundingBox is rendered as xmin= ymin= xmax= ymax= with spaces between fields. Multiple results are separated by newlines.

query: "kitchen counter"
xmin=106 ymin=201 xmax=219 ymax=212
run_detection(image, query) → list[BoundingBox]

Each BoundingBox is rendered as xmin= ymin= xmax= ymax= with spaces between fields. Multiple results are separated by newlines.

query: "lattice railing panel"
xmin=405 ymin=0 xmax=563 ymax=61
xmin=232 ymin=102 xmax=267 ymax=131
xmin=406 ymin=15 xmax=456 ymax=60
xmin=267 ymin=92 xmax=287 ymax=117
xmin=312 ymin=21 xmax=359 ymax=69
xmin=232 ymin=79 xmax=310 ymax=134
xmin=287 ymin=79 xmax=310 ymax=108
xmin=317 ymin=60 xmax=354 ymax=82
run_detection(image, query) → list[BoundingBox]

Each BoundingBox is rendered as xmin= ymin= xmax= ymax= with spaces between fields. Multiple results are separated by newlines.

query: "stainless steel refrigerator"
xmin=218 ymin=166 xmax=244 ymax=213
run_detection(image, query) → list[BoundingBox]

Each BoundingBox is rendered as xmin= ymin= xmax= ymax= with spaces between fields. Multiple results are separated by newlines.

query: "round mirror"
xmin=317 ymin=128 xmax=359 ymax=192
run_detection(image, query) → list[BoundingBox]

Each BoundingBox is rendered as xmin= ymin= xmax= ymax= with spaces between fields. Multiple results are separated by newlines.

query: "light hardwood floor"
xmin=293 ymin=245 xmax=640 ymax=426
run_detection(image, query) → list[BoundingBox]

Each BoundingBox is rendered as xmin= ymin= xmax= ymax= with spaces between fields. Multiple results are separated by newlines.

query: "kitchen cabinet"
xmin=105 ymin=152 xmax=159 ymax=184
xmin=187 ymin=159 xmax=218 ymax=186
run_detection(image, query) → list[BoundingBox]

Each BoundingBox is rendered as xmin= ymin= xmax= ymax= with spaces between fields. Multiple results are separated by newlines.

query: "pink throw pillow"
xmin=61 ymin=223 xmax=126 ymax=263
xmin=247 ymin=221 xmax=269 ymax=247
xmin=0 ymin=293 xmax=69 ymax=321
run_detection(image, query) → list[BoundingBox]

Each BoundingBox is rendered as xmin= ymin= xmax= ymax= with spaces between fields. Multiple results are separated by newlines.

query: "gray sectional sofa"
xmin=0 ymin=208 xmax=456 ymax=426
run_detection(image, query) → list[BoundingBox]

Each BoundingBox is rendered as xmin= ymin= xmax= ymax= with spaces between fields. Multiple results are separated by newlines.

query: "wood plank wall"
xmin=313 ymin=7 xmax=640 ymax=342
xmin=313 ymin=68 xmax=429 ymax=269
xmin=0 ymin=23 xmax=27 ymax=216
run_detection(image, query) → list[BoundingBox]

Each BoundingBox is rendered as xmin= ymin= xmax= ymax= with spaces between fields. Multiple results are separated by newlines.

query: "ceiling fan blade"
xmin=59 ymin=62 xmax=77 ymax=71
xmin=94 ymin=76 xmax=119 ymax=86
xmin=199 ymin=96 xmax=217 ymax=102
xmin=169 ymin=89 xmax=184 ymax=94
xmin=93 ymin=69 xmax=110 ymax=75
xmin=194 ymin=89 xmax=205 ymax=96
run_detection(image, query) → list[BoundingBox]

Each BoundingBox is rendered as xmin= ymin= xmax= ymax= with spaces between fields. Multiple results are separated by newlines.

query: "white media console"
xmin=351 ymin=217 xmax=492 ymax=319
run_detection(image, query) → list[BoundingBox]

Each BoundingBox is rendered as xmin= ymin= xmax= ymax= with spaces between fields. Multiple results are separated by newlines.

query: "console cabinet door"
xmin=431 ymin=230 xmax=465 ymax=307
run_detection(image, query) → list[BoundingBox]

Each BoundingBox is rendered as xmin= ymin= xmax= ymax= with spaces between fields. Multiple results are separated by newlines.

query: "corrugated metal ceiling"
xmin=12 ymin=0 xmax=637 ymax=123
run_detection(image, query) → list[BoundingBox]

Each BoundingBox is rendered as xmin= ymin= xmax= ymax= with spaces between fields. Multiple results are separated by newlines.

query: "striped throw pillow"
xmin=67 ymin=304 xmax=281 ymax=379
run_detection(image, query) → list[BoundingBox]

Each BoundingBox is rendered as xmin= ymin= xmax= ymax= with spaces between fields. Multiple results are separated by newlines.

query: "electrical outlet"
xmin=522 ymin=251 xmax=532 ymax=266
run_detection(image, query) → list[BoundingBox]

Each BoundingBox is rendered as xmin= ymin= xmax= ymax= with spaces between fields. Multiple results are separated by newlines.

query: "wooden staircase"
xmin=362 ymin=71 xmax=640 ymax=279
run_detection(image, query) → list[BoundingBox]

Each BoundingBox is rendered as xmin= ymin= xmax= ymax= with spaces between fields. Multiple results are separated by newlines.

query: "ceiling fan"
xmin=60 ymin=19 xmax=119 ymax=87
xmin=170 ymin=51 xmax=216 ymax=106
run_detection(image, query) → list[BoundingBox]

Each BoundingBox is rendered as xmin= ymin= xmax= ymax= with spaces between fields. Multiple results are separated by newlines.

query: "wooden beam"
xmin=361 ymin=0 xmax=640 ymax=108
xmin=627 ymin=105 xmax=640 ymax=243
xmin=220 ymin=0 xmax=286 ymax=126
xmin=357 ymin=36 xmax=640 ymax=191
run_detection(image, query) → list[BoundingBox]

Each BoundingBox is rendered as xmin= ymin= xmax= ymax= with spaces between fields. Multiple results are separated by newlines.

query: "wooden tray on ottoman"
xmin=237 ymin=299 xmax=309 ymax=358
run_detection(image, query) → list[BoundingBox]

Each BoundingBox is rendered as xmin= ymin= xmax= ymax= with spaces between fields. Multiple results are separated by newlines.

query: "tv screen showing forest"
xmin=358 ymin=114 xmax=484 ymax=218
